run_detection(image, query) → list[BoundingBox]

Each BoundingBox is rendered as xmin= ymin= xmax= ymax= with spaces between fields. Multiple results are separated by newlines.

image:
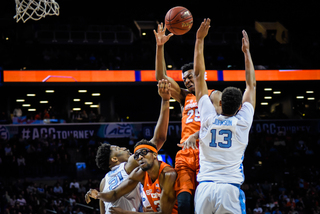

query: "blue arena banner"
xmin=0 ymin=120 xmax=319 ymax=141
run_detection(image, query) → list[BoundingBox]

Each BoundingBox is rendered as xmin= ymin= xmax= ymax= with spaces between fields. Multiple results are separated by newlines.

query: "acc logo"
xmin=0 ymin=126 xmax=9 ymax=140
xmin=104 ymin=124 xmax=132 ymax=138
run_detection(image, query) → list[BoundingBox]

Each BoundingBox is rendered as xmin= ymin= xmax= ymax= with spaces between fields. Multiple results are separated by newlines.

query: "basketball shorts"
xmin=195 ymin=181 xmax=246 ymax=214
xmin=174 ymin=147 xmax=199 ymax=196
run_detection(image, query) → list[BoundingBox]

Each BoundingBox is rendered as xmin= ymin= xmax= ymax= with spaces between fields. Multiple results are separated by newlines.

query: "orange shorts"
xmin=174 ymin=147 xmax=199 ymax=196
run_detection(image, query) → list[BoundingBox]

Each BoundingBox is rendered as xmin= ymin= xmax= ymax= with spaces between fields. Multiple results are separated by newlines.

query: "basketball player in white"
xmin=193 ymin=18 xmax=256 ymax=214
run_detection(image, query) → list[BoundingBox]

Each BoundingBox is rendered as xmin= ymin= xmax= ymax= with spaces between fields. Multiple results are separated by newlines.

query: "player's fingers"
xmin=177 ymin=143 xmax=183 ymax=148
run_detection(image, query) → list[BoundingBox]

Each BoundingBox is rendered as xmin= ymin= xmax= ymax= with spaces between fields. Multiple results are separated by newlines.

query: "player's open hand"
xmin=196 ymin=18 xmax=211 ymax=40
xmin=109 ymin=207 xmax=126 ymax=214
xmin=85 ymin=189 xmax=98 ymax=204
xmin=241 ymin=30 xmax=250 ymax=53
xmin=177 ymin=133 xmax=198 ymax=150
xmin=154 ymin=22 xmax=174 ymax=46
xmin=158 ymin=79 xmax=171 ymax=101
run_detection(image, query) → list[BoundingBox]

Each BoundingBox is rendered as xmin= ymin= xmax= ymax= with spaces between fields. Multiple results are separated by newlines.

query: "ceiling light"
xmin=27 ymin=94 xmax=36 ymax=97
xmin=45 ymin=90 xmax=54 ymax=93
xmin=264 ymin=88 xmax=272 ymax=91
xmin=261 ymin=102 xmax=268 ymax=105
xmin=73 ymin=99 xmax=80 ymax=102
xmin=16 ymin=99 xmax=25 ymax=102
xmin=22 ymin=104 xmax=31 ymax=107
xmin=264 ymin=96 xmax=272 ymax=99
xmin=306 ymin=91 xmax=314 ymax=93
xmin=296 ymin=96 xmax=304 ymax=99
xmin=28 ymin=109 xmax=36 ymax=111
xmin=78 ymin=90 xmax=87 ymax=93
xmin=90 ymin=105 xmax=99 ymax=108
xmin=169 ymin=106 xmax=174 ymax=109
xmin=169 ymin=99 xmax=176 ymax=102
xmin=92 ymin=93 xmax=100 ymax=96
xmin=273 ymin=91 xmax=281 ymax=94
xmin=85 ymin=102 xmax=93 ymax=105
xmin=73 ymin=108 xmax=81 ymax=111
xmin=40 ymin=101 xmax=48 ymax=103
xmin=167 ymin=65 xmax=173 ymax=69
xmin=307 ymin=97 xmax=315 ymax=100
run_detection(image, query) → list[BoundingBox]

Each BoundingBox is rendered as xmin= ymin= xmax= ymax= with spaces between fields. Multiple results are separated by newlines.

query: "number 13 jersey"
xmin=197 ymin=95 xmax=254 ymax=185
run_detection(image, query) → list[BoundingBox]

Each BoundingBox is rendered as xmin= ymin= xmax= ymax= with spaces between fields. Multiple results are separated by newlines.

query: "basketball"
xmin=165 ymin=6 xmax=193 ymax=35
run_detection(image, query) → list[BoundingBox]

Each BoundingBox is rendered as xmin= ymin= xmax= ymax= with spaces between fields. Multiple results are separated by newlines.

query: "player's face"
xmin=134 ymin=148 xmax=156 ymax=171
xmin=183 ymin=70 xmax=195 ymax=93
xmin=110 ymin=145 xmax=131 ymax=163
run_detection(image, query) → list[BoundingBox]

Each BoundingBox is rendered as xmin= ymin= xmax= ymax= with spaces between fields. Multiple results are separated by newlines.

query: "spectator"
xmin=53 ymin=182 xmax=64 ymax=195
xmin=16 ymin=194 xmax=27 ymax=206
xmin=253 ymin=203 xmax=263 ymax=214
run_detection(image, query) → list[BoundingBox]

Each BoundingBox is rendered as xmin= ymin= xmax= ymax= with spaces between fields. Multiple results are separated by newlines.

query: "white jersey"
xmin=197 ymin=95 xmax=254 ymax=185
xmin=102 ymin=162 xmax=142 ymax=213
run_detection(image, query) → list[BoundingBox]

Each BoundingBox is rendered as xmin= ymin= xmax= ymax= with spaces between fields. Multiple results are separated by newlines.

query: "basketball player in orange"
xmin=154 ymin=23 xmax=222 ymax=214
xmin=85 ymin=140 xmax=179 ymax=214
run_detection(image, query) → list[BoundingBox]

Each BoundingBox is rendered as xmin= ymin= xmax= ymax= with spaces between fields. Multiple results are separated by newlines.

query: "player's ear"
xmin=110 ymin=156 xmax=118 ymax=163
xmin=153 ymin=153 xmax=157 ymax=159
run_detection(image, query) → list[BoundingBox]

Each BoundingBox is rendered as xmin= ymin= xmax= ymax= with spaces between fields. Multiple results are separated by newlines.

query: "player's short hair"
xmin=181 ymin=62 xmax=194 ymax=73
xmin=95 ymin=143 xmax=111 ymax=172
xmin=221 ymin=87 xmax=242 ymax=115
xmin=134 ymin=139 xmax=157 ymax=151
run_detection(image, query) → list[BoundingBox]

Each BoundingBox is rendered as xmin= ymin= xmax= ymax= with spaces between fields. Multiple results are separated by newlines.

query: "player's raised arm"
xmin=241 ymin=30 xmax=256 ymax=109
xmin=154 ymin=23 xmax=184 ymax=104
xmin=194 ymin=18 xmax=211 ymax=103
xmin=150 ymin=79 xmax=171 ymax=151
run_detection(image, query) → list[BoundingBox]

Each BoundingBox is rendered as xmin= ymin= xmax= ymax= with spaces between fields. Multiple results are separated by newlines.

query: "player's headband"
xmin=134 ymin=145 xmax=157 ymax=154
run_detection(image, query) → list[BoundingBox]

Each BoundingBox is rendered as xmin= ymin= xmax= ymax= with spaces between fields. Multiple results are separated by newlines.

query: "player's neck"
xmin=147 ymin=160 xmax=160 ymax=183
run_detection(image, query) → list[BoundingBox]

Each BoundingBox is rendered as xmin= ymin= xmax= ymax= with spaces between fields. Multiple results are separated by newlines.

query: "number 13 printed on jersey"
xmin=209 ymin=129 xmax=232 ymax=148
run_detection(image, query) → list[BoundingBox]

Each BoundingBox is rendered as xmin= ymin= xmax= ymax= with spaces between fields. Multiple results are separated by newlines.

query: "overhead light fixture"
xmin=28 ymin=109 xmax=36 ymax=111
xmin=264 ymin=88 xmax=272 ymax=91
xmin=306 ymin=91 xmax=314 ymax=94
xmin=296 ymin=96 xmax=304 ymax=99
xmin=264 ymin=96 xmax=272 ymax=99
xmin=45 ymin=90 xmax=54 ymax=93
xmin=22 ymin=104 xmax=31 ymax=107
xmin=169 ymin=99 xmax=176 ymax=102
xmin=73 ymin=108 xmax=81 ymax=111
xmin=27 ymin=94 xmax=36 ymax=97
xmin=73 ymin=99 xmax=80 ymax=102
xmin=167 ymin=65 xmax=173 ymax=69
xmin=78 ymin=90 xmax=87 ymax=93
xmin=261 ymin=102 xmax=268 ymax=105
xmin=169 ymin=106 xmax=174 ymax=109
xmin=90 ymin=105 xmax=99 ymax=108
xmin=16 ymin=99 xmax=25 ymax=102
xmin=273 ymin=91 xmax=281 ymax=94
xmin=92 ymin=93 xmax=100 ymax=96
xmin=40 ymin=101 xmax=48 ymax=103
xmin=142 ymin=32 xmax=146 ymax=36
xmin=308 ymin=97 xmax=315 ymax=100
xmin=85 ymin=102 xmax=93 ymax=105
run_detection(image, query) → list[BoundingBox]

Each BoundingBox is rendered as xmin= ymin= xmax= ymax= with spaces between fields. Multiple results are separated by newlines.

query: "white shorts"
xmin=195 ymin=181 xmax=246 ymax=214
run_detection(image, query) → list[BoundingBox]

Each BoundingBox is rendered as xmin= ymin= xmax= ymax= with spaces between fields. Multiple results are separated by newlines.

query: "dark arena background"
xmin=0 ymin=0 xmax=320 ymax=213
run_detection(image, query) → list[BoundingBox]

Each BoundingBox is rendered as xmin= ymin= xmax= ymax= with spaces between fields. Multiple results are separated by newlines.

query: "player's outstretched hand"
xmin=85 ymin=189 xmax=98 ymax=204
xmin=154 ymin=22 xmax=174 ymax=46
xmin=196 ymin=18 xmax=211 ymax=40
xmin=241 ymin=30 xmax=250 ymax=53
xmin=177 ymin=132 xmax=198 ymax=150
xmin=158 ymin=79 xmax=171 ymax=101
xmin=109 ymin=207 xmax=126 ymax=214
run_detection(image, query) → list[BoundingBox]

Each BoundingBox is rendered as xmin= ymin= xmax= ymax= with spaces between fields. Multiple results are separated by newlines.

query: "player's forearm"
xmin=194 ymin=38 xmax=205 ymax=78
xmin=155 ymin=45 xmax=167 ymax=80
xmin=244 ymin=50 xmax=256 ymax=88
xmin=153 ymin=99 xmax=170 ymax=150
xmin=96 ymin=191 xmax=117 ymax=203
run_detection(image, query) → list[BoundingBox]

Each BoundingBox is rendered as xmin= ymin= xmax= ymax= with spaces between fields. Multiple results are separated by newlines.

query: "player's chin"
xmin=188 ymin=86 xmax=195 ymax=92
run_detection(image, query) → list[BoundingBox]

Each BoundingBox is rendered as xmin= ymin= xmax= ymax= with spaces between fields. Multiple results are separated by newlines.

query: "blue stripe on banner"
xmin=217 ymin=70 xmax=223 ymax=81
xmin=135 ymin=70 xmax=141 ymax=82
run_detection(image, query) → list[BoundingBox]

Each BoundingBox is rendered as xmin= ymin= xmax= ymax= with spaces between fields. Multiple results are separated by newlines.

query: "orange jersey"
xmin=180 ymin=90 xmax=214 ymax=144
xmin=143 ymin=161 xmax=178 ymax=214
